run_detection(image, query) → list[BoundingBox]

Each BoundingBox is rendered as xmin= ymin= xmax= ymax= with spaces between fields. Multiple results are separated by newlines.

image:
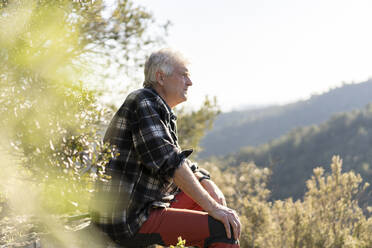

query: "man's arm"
xmin=173 ymin=162 xmax=241 ymax=240
xmin=187 ymin=161 xmax=226 ymax=206
xmin=200 ymin=179 xmax=227 ymax=206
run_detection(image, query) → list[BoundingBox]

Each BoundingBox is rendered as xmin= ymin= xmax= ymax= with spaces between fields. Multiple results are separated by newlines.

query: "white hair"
xmin=143 ymin=48 xmax=188 ymax=88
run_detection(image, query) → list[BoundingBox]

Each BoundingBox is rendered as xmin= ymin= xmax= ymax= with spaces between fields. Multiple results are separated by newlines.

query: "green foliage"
xmin=0 ymin=0 xmax=165 ymax=214
xmin=170 ymin=237 xmax=186 ymax=248
xmin=203 ymin=161 xmax=272 ymax=247
xmin=203 ymin=156 xmax=372 ymax=248
xmin=224 ymin=104 xmax=372 ymax=208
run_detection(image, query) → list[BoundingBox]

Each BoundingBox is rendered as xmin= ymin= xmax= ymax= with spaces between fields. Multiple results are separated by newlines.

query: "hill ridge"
xmin=199 ymin=79 xmax=372 ymax=158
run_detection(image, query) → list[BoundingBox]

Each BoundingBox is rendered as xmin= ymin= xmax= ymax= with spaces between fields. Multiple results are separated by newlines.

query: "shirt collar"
xmin=144 ymin=86 xmax=177 ymax=120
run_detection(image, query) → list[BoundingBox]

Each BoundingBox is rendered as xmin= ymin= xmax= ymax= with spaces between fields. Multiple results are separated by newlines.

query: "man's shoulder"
xmin=124 ymin=88 xmax=172 ymax=121
xmin=125 ymin=88 xmax=159 ymax=106
xmin=116 ymin=88 xmax=166 ymax=119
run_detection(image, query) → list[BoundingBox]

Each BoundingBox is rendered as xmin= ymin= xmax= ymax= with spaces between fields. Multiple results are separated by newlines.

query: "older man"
xmin=91 ymin=49 xmax=241 ymax=248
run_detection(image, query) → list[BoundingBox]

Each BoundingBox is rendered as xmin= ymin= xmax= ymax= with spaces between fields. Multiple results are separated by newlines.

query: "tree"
xmin=201 ymin=156 xmax=372 ymax=247
xmin=0 ymin=0 xmax=221 ymax=215
xmin=0 ymin=2 xmax=223 ymax=246
xmin=0 ymin=0 xmax=167 ymax=213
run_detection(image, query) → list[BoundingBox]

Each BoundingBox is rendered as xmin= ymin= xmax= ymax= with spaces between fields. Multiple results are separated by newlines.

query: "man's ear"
xmin=155 ymin=71 xmax=164 ymax=86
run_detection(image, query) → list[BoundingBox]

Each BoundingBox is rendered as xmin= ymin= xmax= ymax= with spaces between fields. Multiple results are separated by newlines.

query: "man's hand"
xmin=208 ymin=204 xmax=241 ymax=240
xmin=200 ymin=179 xmax=227 ymax=206
xmin=174 ymin=163 xmax=240 ymax=240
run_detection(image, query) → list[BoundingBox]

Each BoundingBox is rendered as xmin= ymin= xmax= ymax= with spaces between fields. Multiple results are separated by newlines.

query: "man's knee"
xmin=205 ymin=216 xmax=239 ymax=247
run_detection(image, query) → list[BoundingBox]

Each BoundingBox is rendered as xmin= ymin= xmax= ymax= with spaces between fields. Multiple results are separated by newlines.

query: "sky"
xmin=131 ymin=0 xmax=372 ymax=111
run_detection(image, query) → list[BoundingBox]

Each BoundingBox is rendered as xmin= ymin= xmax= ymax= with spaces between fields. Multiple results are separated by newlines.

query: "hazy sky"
xmin=133 ymin=0 xmax=372 ymax=111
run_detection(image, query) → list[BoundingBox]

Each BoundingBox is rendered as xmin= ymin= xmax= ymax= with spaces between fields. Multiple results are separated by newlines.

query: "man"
xmin=91 ymin=49 xmax=241 ymax=248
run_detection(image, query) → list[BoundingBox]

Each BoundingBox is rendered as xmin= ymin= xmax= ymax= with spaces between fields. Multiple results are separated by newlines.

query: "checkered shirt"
xmin=90 ymin=87 xmax=193 ymax=240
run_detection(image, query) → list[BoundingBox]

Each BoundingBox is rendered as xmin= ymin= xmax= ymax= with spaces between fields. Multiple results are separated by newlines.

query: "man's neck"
xmin=148 ymin=86 xmax=175 ymax=110
xmin=151 ymin=85 xmax=176 ymax=109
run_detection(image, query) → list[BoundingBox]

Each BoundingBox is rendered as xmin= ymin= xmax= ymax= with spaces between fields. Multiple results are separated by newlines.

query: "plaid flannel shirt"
xmin=90 ymin=87 xmax=193 ymax=240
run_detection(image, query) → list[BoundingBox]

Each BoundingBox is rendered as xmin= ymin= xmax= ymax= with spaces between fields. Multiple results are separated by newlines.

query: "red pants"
xmin=118 ymin=192 xmax=240 ymax=248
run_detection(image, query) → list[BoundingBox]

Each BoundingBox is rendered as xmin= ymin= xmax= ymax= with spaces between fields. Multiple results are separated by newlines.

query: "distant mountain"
xmin=199 ymin=80 xmax=372 ymax=158
xmin=224 ymin=103 xmax=372 ymax=204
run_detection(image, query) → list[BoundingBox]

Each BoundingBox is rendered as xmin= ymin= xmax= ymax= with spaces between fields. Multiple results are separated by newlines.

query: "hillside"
xmin=223 ymin=103 xmax=372 ymax=203
xmin=199 ymin=79 xmax=372 ymax=158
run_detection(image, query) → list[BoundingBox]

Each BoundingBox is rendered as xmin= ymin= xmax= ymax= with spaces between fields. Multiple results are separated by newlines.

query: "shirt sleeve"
xmin=131 ymin=98 xmax=192 ymax=181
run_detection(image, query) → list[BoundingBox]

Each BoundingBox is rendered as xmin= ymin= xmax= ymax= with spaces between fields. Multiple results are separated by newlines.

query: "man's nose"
xmin=187 ymin=77 xmax=193 ymax=86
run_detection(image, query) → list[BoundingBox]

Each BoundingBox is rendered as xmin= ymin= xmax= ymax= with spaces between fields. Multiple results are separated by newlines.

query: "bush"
xmin=202 ymin=156 xmax=372 ymax=248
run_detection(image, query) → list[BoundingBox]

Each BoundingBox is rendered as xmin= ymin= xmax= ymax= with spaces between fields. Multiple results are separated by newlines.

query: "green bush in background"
xmin=203 ymin=156 xmax=372 ymax=248
xmin=0 ymin=0 xmax=165 ymax=214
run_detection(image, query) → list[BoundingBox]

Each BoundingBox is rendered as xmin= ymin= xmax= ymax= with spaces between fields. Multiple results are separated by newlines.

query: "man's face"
xmin=162 ymin=63 xmax=192 ymax=108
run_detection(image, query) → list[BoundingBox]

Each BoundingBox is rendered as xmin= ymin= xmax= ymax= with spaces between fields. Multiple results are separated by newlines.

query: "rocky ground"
xmin=0 ymin=203 xmax=166 ymax=248
xmin=0 ymin=202 xmax=107 ymax=248
xmin=0 ymin=213 xmax=42 ymax=248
